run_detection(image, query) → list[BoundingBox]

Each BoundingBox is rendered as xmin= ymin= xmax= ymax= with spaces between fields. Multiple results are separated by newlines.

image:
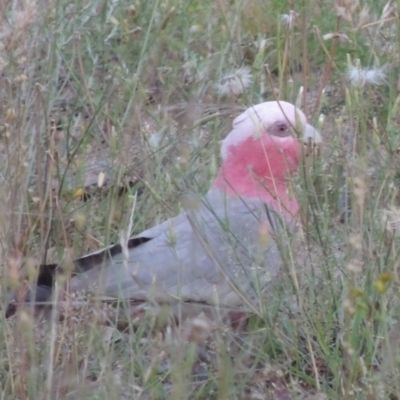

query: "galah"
xmin=7 ymin=101 xmax=321 ymax=318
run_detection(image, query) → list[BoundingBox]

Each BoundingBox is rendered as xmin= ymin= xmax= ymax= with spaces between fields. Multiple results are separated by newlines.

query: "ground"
xmin=0 ymin=0 xmax=400 ymax=399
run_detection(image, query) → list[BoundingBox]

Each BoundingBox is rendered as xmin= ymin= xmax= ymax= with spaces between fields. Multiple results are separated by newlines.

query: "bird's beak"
xmin=303 ymin=124 xmax=322 ymax=144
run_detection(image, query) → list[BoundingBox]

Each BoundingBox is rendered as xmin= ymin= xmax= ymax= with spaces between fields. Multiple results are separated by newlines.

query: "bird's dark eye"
xmin=270 ymin=122 xmax=290 ymax=137
xmin=277 ymin=125 xmax=286 ymax=132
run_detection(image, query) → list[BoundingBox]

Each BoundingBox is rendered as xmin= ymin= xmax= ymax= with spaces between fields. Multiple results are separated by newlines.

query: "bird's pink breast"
xmin=212 ymin=135 xmax=301 ymax=218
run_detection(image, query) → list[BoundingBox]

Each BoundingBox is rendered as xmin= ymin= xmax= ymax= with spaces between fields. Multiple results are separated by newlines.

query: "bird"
xmin=7 ymin=101 xmax=321 ymax=320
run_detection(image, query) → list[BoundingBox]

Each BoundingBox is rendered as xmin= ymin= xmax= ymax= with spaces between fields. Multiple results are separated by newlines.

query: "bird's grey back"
xmin=70 ymin=190 xmax=292 ymax=309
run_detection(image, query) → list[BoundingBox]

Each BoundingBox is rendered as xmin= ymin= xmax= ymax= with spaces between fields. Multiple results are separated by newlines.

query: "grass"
xmin=1 ymin=0 xmax=400 ymax=398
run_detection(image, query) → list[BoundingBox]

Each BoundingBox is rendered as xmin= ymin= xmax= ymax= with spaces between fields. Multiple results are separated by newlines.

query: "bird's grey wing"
xmin=4 ymin=213 xmax=190 ymax=317
xmin=71 ymin=212 xmax=189 ymax=274
xmin=70 ymin=191 xmax=288 ymax=308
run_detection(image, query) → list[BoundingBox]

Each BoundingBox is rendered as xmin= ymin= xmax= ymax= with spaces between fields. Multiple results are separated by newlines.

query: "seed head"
xmin=215 ymin=66 xmax=252 ymax=96
xmin=346 ymin=61 xmax=387 ymax=87
xmin=281 ymin=10 xmax=299 ymax=30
